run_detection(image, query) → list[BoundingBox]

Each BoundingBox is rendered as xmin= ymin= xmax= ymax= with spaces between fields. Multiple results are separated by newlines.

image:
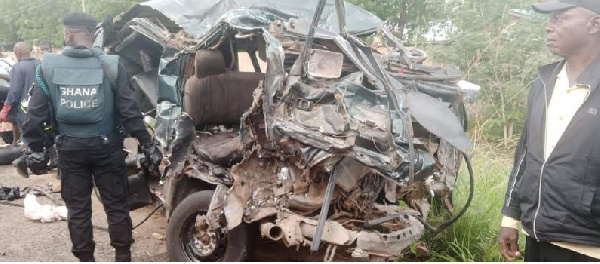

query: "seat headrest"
xmin=195 ymin=50 xmax=226 ymax=78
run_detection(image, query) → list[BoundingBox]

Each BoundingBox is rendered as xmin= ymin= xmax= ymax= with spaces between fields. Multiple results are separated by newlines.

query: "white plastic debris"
xmin=457 ymin=80 xmax=481 ymax=103
xmin=23 ymin=194 xmax=67 ymax=223
xmin=54 ymin=206 xmax=68 ymax=220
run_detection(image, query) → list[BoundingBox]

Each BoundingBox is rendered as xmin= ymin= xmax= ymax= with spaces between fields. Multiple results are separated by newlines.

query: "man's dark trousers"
xmin=59 ymin=143 xmax=132 ymax=262
xmin=525 ymin=236 xmax=599 ymax=262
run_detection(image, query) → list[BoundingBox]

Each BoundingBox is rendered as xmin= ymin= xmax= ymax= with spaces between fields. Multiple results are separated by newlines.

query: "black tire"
xmin=166 ymin=190 xmax=249 ymax=262
xmin=0 ymin=145 xmax=23 ymax=165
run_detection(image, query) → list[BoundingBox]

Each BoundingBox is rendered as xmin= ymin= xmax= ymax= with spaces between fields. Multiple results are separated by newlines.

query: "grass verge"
xmin=418 ymin=143 xmax=524 ymax=261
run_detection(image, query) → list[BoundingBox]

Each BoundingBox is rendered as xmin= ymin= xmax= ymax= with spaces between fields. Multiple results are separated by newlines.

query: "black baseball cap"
xmin=533 ymin=0 xmax=600 ymax=14
xmin=62 ymin=12 xmax=98 ymax=29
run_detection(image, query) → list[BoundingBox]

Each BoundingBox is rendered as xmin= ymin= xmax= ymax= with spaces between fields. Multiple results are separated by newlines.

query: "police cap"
xmin=533 ymin=0 xmax=600 ymax=15
xmin=62 ymin=12 xmax=98 ymax=29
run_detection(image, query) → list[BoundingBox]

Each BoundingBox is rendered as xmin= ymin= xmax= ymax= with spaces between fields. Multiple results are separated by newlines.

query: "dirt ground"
xmin=0 ymin=165 xmax=169 ymax=262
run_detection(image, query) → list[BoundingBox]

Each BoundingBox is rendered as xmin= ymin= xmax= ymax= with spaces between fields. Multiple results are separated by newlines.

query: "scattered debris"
xmin=127 ymin=173 xmax=155 ymax=211
xmin=49 ymin=184 xmax=61 ymax=193
xmin=0 ymin=145 xmax=24 ymax=165
xmin=152 ymin=233 xmax=165 ymax=240
xmin=0 ymin=187 xmax=20 ymax=201
xmin=415 ymin=241 xmax=430 ymax=258
xmin=31 ymin=186 xmax=64 ymax=206
xmin=23 ymin=194 xmax=67 ymax=223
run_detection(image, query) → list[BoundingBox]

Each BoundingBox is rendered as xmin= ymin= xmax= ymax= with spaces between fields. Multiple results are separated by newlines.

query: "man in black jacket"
xmin=498 ymin=0 xmax=600 ymax=261
xmin=22 ymin=12 xmax=162 ymax=262
xmin=0 ymin=42 xmax=40 ymax=144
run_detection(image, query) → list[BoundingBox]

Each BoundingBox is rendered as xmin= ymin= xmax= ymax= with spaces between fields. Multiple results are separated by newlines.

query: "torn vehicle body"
xmin=102 ymin=0 xmax=474 ymax=261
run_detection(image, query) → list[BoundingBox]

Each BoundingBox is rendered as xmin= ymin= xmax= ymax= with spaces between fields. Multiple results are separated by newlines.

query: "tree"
xmin=348 ymin=0 xmax=449 ymax=42
xmin=427 ymin=0 xmax=553 ymax=144
xmin=0 ymin=0 xmax=142 ymax=48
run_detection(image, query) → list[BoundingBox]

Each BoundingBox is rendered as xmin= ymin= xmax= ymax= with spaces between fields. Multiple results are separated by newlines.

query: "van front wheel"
xmin=166 ymin=190 xmax=249 ymax=262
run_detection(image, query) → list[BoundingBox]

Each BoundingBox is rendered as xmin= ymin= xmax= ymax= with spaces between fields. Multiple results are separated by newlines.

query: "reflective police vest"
xmin=41 ymin=47 xmax=118 ymax=138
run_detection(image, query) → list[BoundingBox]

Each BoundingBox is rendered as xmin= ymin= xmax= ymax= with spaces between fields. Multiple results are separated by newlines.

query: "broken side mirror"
xmin=307 ymin=49 xmax=344 ymax=79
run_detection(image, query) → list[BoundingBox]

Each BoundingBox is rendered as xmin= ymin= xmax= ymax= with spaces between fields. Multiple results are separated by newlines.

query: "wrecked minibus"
xmin=98 ymin=0 xmax=475 ymax=261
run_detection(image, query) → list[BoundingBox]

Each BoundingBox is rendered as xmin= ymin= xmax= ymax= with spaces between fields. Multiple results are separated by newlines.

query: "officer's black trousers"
xmin=58 ymin=144 xmax=132 ymax=261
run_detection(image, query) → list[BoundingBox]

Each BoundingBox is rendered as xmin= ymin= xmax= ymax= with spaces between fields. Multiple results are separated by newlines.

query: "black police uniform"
xmin=21 ymin=12 xmax=160 ymax=262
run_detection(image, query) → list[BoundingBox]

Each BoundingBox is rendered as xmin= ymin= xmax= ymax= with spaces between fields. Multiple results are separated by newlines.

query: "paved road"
xmin=0 ymin=165 xmax=169 ymax=262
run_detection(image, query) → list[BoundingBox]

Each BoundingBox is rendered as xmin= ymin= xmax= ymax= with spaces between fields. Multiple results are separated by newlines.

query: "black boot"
xmin=79 ymin=256 xmax=95 ymax=262
xmin=115 ymin=247 xmax=131 ymax=262
xmin=73 ymin=243 xmax=95 ymax=262
xmin=76 ymin=252 xmax=95 ymax=262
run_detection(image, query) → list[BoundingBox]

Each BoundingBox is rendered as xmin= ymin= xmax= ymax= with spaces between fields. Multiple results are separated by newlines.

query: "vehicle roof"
xmin=115 ymin=0 xmax=384 ymax=38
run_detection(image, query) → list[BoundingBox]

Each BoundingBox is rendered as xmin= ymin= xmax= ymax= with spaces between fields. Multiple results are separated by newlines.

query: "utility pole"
xmin=81 ymin=0 xmax=86 ymax=13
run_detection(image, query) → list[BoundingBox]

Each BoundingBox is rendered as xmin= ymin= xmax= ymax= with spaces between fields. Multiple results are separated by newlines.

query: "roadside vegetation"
xmin=421 ymin=142 xmax=522 ymax=261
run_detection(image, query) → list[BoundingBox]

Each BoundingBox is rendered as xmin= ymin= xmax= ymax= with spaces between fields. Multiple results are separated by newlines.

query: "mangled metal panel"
xmin=112 ymin=18 xmax=170 ymax=71
xmin=270 ymin=71 xmax=404 ymax=177
xmin=131 ymin=68 xmax=159 ymax=113
xmin=269 ymin=33 xmax=471 ymax=182
xmin=405 ymin=90 xmax=473 ymax=156
xmin=396 ymin=79 xmax=462 ymax=104
xmin=155 ymin=101 xmax=182 ymax=151
xmin=356 ymin=218 xmax=423 ymax=257
xmin=133 ymin=0 xmax=383 ymax=39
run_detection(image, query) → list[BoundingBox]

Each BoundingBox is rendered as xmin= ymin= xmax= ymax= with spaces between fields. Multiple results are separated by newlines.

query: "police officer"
xmin=22 ymin=12 xmax=162 ymax=262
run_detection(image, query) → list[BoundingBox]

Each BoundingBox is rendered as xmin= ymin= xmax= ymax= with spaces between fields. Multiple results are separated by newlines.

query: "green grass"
xmin=415 ymin=143 xmax=525 ymax=262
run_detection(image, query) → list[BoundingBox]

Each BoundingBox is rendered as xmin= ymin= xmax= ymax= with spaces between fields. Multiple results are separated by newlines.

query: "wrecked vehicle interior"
xmin=100 ymin=0 xmax=475 ymax=261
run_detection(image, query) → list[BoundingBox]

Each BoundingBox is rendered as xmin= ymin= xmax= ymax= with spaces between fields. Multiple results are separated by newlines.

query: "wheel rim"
xmin=181 ymin=211 xmax=227 ymax=261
